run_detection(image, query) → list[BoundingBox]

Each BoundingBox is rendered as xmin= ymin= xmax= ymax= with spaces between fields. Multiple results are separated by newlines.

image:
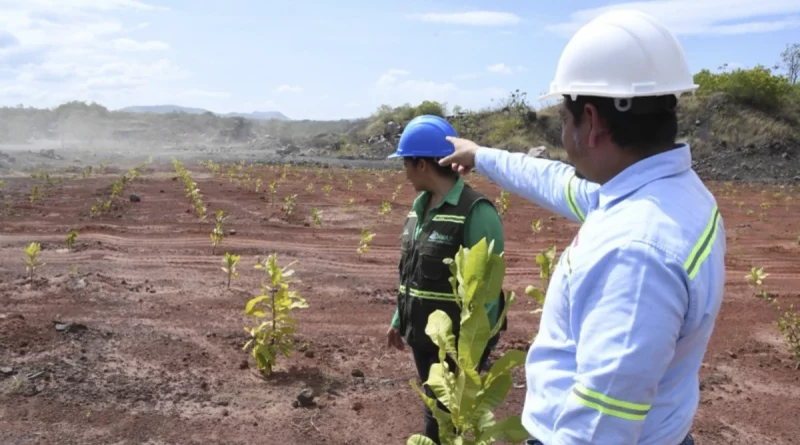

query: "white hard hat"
xmin=539 ymin=9 xmax=698 ymax=102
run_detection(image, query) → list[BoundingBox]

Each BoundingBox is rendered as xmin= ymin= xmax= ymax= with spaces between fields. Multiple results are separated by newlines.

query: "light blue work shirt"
xmin=474 ymin=143 xmax=726 ymax=445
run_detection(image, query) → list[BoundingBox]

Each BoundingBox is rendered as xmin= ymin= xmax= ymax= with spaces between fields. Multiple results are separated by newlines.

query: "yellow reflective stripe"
xmin=571 ymin=384 xmax=650 ymax=421
xmin=407 ymin=211 xmax=417 ymax=218
xmin=565 ymin=174 xmax=586 ymax=222
xmin=683 ymin=205 xmax=721 ymax=280
xmin=431 ymin=214 xmax=465 ymax=223
xmin=398 ymin=285 xmax=454 ymax=301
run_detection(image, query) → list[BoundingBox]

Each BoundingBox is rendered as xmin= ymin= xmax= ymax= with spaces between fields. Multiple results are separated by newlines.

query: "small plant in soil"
xmin=392 ymin=184 xmax=403 ymax=202
xmin=407 ymin=237 xmax=528 ymax=445
xmin=65 ymin=229 xmax=78 ymax=250
xmin=495 ymin=190 xmax=510 ymax=216
xmin=530 ymin=219 xmax=542 ymax=241
xmin=282 ymin=194 xmax=297 ymax=217
xmin=357 ymin=228 xmax=375 ymax=259
xmin=255 ymin=178 xmax=262 ymax=193
xmin=379 ymin=200 xmax=392 ymax=217
xmin=745 ymin=266 xmax=769 ymax=299
xmin=525 ymin=243 xmax=556 ymax=318
xmin=221 ymin=252 xmax=240 ymax=288
xmin=268 ymin=180 xmax=278 ymax=205
xmin=323 ymin=184 xmax=332 ymax=196
xmin=243 ymin=254 xmax=308 ymax=375
xmin=23 ymin=241 xmax=45 ymax=284
xmin=775 ymin=303 xmax=800 ymax=370
xmin=29 ymin=185 xmax=43 ymax=203
xmin=306 ymin=182 xmax=314 ymax=194
xmin=310 ymin=207 xmax=322 ymax=233
xmin=210 ymin=210 xmax=227 ymax=254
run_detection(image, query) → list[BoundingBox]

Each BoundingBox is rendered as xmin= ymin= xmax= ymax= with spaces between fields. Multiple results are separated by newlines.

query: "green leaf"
xmin=462 ymin=238 xmax=489 ymax=308
xmin=473 ymin=373 xmax=513 ymax=417
xmin=245 ymin=295 xmax=269 ymax=316
xmin=490 ymin=291 xmax=516 ymax=339
xmin=407 ymin=435 xmax=438 ymax=445
xmin=457 ymin=306 xmax=491 ymax=372
xmin=477 ymin=415 xmax=529 ymax=443
xmin=426 ymin=310 xmax=457 ymax=362
xmin=425 ymin=363 xmax=455 ymax=411
xmin=484 ymin=349 xmax=526 ymax=389
xmin=410 ymin=379 xmax=455 ymax=439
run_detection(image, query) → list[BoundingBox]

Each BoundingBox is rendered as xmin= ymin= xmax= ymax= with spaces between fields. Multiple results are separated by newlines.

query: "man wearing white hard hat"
xmin=438 ymin=10 xmax=725 ymax=445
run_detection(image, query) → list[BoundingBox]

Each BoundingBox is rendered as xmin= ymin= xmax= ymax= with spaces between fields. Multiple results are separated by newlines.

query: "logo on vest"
xmin=427 ymin=230 xmax=453 ymax=244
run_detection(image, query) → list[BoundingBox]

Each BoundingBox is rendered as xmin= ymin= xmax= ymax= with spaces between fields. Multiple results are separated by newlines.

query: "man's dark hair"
xmin=407 ymin=156 xmax=459 ymax=179
xmin=564 ymin=94 xmax=679 ymax=156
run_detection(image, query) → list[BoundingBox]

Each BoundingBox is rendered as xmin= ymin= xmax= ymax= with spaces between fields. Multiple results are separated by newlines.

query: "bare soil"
xmin=1 ymin=163 xmax=799 ymax=445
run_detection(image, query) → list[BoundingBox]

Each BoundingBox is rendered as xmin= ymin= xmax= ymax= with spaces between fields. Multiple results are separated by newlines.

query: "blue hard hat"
xmin=387 ymin=115 xmax=457 ymax=159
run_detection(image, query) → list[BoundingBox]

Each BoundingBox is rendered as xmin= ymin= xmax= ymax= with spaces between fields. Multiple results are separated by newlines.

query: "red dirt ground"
xmin=1 ymin=163 xmax=799 ymax=445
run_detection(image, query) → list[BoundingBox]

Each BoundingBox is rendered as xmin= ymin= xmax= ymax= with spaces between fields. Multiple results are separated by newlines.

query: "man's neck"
xmin=595 ymin=144 xmax=676 ymax=184
xmin=426 ymin=177 xmax=457 ymax=208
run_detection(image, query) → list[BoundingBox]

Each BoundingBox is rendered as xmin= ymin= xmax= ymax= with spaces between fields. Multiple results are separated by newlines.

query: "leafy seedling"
xmin=24 ymin=241 xmax=45 ymax=284
xmin=243 ymin=254 xmax=309 ymax=375
xmin=65 ymin=229 xmax=78 ymax=250
xmin=745 ymin=266 xmax=769 ymax=299
xmin=310 ymin=207 xmax=322 ymax=235
xmin=210 ymin=210 xmax=227 ymax=255
xmin=222 ymin=252 xmax=240 ymax=288
xmin=357 ymin=228 xmax=375 ymax=259
xmin=530 ymin=219 xmax=542 ymax=242
xmin=495 ymin=190 xmax=510 ymax=216
xmin=407 ymin=238 xmax=528 ymax=445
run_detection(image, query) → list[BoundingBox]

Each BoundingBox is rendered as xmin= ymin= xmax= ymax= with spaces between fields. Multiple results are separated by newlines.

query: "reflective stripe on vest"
xmin=399 ymin=284 xmax=455 ymax=301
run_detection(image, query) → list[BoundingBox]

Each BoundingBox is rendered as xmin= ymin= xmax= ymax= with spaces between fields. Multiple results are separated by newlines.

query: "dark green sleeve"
xmin=464 ymin=199 xmax=505 ymax=256
xmin=464 ymin=199 xmax=505 ymax=330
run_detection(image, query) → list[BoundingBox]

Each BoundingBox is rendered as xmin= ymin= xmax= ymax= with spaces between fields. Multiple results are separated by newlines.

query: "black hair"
xmin=564 ymin=94 xmax=679 ymax=156
xmin=407 ymin=156 xmax=459 ymax=179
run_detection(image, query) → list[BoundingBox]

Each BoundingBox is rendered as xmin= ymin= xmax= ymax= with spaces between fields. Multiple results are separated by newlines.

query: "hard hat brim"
xmin=537 ymin=85 xmax=700 ymax=103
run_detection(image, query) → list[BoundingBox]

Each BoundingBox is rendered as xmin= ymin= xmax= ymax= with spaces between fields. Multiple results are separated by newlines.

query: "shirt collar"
xmin=597 ymin=143 xmax=693 ymax=209
xmin=413 ymin=176 xmax=465 ymax=214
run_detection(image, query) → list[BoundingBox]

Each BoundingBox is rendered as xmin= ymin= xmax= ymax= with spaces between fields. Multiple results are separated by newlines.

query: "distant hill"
xmin=118 ymin=105 xmax=290 ymax=121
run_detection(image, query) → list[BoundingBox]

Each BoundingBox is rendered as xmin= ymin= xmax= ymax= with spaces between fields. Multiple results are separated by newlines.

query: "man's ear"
xmin=584 ymin=103 xmax=605 ymax=148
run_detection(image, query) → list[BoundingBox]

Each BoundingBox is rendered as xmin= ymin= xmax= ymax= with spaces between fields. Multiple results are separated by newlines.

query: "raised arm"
xmin=474 ymin=147 xmax=597 ymax=223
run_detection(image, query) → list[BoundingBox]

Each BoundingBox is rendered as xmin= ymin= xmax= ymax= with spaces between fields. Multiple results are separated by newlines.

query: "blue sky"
xmin=1 ymin=0 xmax=799 ymax=120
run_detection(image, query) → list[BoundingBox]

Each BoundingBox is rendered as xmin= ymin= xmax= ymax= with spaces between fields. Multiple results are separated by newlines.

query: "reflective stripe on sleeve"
xmin=683 ymin=205 xmax=721 ymax=280
xmin=566 ymin=174 xmax=586 ymax=222
xmin=571 ymin=383 xmax=651 ymax=421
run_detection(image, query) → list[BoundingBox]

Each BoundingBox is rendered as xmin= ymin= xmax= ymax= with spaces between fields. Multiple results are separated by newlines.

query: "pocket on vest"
xmin=419 ymin=253 xmax=447 ymax=282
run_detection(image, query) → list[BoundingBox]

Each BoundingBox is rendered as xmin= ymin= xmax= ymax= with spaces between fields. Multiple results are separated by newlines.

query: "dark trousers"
xmin=411 ymin=344 xmax=492 ymax=445
xmin=526 ymin=432 xmax=695 ymax=445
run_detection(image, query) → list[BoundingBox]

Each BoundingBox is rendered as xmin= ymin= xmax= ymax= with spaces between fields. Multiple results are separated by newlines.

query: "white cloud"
xmin=454 ymin=72 xmax=481 ymax=80
xmin=547 ymin=0 xmax=800 ymax=36
xmin=408 ymin=11 xmax=521 ymax=26
xmin=487 ymin=63 xmax=513 ymax=74
xmin=112 ymin=38 xmax=168 ymax=51
xmin=370 ymin=69 xmax=506 ymax=111
xmin=0 ymin=0 xmax=191 ymax=109
xmin=180 ymin=89 xmax=230 ymax=99
xmin=275 ymin=84 xmax=303 ymax=93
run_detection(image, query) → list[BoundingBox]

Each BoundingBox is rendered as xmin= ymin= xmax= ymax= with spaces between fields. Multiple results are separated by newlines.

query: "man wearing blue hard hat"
xmin=386 ymin=114 xmax=507 ymax=444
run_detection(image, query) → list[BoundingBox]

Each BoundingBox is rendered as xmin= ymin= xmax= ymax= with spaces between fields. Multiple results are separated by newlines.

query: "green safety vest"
xmin=396 ymin=183 xmax=505 ymax=350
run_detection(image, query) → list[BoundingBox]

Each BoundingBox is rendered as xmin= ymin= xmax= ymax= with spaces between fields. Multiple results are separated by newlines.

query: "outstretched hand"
xmin=439 ymin=136 xmax=481 ymax=175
